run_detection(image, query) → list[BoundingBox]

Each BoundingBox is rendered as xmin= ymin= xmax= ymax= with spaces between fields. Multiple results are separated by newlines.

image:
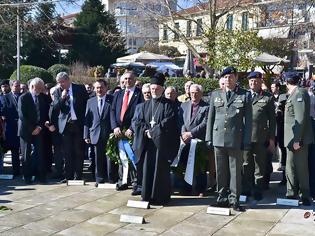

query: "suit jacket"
xmin=284 ymin=87 xmax=314 ymax=148
xmin=110 ymin=87 xmax=144 ymax=131
xmin=251 ymin=90 xmax=276 ymax=143
xmin=18 ymin=92 xmax=49 ymax=141
xmin=84 ymin=95 xmax=113 ymax=145
xmin=52 ymin=83 xmax=88 ymax=134
xmin=205 ymin=87 xmax=252 ymax=149
xmin=180 ymin=100 xmax=209 ymax=140
xmin=1 ymin=92 xmax=20 ymax=147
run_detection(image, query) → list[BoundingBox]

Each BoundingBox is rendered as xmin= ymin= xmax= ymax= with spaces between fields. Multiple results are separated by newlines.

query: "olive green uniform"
xmin=242 ymin=90 xmax=276 ymax=196
xmin=206 ymin=87 xmax=252 ymax=206
xmin=284 ymin=87 xmax=313 ymax=198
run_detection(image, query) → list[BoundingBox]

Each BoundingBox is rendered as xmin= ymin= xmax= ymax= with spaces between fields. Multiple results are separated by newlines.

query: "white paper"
xmin=118 ymin=140 xmax=129 ymax=185
xmin=184 ymin=139 xmax=198 ymax=185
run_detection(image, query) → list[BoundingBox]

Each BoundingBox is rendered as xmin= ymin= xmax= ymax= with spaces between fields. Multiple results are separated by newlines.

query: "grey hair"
xmin=190 ymin=83 xmax=203 ymax=92
xmin=9 ymin=79 xmax=20 ymax=87
xmin=165 ymin=86 xmax=177 ymax=92
xmin=56 ymin=72 xmax=70 ymax=82
xmin=142 ymin=83 xmax=150 ymax=93
xmin=30 ymin=77 xmax=44 ymax=87
xmin=185 ymin=80 xmax=194 ymax=86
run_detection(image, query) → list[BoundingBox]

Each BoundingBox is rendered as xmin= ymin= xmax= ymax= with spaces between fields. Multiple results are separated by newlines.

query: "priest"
xmin=133 ymin=73 xmax=180 ymax=205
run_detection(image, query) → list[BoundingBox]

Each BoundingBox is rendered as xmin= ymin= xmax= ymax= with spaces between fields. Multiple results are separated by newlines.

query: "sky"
xmin=56 ymin=0 xmax=193 ymax=15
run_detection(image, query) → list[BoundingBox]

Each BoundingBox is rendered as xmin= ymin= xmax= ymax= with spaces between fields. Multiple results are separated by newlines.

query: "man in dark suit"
xmin=84 ymin=79 xmax=113 ymax=185
xmin=53 ymin=72 xmax=88 ymax=182
xmin=1 ymin=80 xmax=21 ymax=177
xmin=18 ymin=78 xmax=49 ymax=184
xmin=111 ymin=71 xmax=144 ymax=191
xmin=179 ymin=84 xmax=209 ymax=196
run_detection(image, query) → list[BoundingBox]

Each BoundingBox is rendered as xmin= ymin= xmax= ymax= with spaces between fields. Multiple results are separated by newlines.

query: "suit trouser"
xmin=286 ymin=145 xmax=310 ymax=198
xmin=214 ymin=147 xmax=243 ymax=205
xmin=242 ymin=142 xmax=267 ymax=194
xmin=20 ymin=135 xmax=45 ymax=181
xmin=309 ymin=119 xmax=315 ymax=197
xmin=52 ymin=132 xmax=64 ymax=177
xmin=62 ymin=122 xmax=85 ymax=180
xmin=10 ymin=148 xmax=20 ymax=176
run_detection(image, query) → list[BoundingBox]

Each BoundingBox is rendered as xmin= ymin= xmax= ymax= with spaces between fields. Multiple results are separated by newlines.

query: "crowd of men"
xmin=0 ymin=67 xmax=315 ymax=211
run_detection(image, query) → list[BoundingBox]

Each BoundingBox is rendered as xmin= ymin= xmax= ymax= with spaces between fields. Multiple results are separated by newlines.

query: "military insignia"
xmin=214 ymin=97 xmax=222 ymax=102
xmin=297 ymin=97 xmax=303 ymax=102
xmin=258 ymin=99 xmax=267 ymax=103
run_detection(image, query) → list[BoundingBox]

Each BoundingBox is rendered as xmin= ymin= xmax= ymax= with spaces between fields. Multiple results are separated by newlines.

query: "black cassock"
xmin=133 ymin=97 xmax=180 ymax=205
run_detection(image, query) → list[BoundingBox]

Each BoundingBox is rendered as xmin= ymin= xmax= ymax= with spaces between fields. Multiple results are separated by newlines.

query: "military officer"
xmin=206 ymin=66 xmax=252 ymax=211
xmin=242 ymin=72 xmax=276 ymax=200
xmin=283 ymin=72 xmax=313 ymax=206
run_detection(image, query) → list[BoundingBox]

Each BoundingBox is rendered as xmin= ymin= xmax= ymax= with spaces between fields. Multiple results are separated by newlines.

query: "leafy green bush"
xmin=10 ymin=65 xmax=53 ymax=84
xmin=48 ymin=64 xmax=70 ymax=79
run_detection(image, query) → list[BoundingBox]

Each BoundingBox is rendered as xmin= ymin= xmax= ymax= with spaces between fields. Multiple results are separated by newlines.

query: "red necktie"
xmin=120 ymin=90 xmax=130 ymax=122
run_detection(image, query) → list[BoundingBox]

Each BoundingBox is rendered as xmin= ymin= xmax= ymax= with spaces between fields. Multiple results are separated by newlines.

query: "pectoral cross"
xmin=150 ymin=116 xmax=156 ymax=128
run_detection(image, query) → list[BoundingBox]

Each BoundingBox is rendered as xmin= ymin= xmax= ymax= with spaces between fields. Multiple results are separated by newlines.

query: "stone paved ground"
xmin=1 ymin=154 xmax=315 ymax=236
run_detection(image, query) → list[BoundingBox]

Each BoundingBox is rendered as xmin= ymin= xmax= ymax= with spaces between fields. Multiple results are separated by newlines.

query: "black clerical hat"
xmin=0 ymin=79 xmax=10 ymax=86
xmin=150 ymin=72 xmax=165 ymax=86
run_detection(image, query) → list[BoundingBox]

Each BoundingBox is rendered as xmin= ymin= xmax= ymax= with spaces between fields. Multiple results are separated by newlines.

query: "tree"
xmin=69 ymin=0 xmax=126 ymax=68
xmin=138 ymin=40 xmax=181 ymax=57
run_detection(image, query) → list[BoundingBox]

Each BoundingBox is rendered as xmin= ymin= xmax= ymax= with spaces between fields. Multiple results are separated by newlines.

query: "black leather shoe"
xmin=302 ymin=198 xmax=311 ymax=206
xmin=232 ymin=203 xmax=246 ymax=212
xmin=286 ymin=195 xmax=297 ymax=200
xmin=59 ymin=179 xmax=68 ymax=184
xmin=95 ymin=183 xmax=98 ymax=187
xmin=131 ymin=188 xmax=142 ymax=196
xmin=116 ymin=184 xmax=128 ymax=191
xmin=210 ymin=201 xmax=229 ymax=208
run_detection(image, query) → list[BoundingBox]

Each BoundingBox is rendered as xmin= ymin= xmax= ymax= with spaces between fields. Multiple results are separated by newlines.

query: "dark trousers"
xmin=52 ymin=132 xmax=64 ymax=177
xmin=62 ymin=122 xmax=85 ymax=180
xmin=214 ymin=147 xmax=242 ymax=205
xmin=42 ymin=129 xmax=53 ymax=172
xmin=308 ymin=119 xmax=315 ymax=198
xmin=9 ymin=148 xmax=20 ymax=176
xmin=20 ymin=135 xmax=45 ymax=181
xmin=242 ymin=142 xmax=267 ymax=195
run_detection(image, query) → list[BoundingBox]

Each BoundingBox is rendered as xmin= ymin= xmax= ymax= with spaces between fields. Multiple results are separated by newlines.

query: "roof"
xmin=62 ymin=13 xmax=79 ymax=20
xmin=177 ymin=0 xmax=255 ymax=15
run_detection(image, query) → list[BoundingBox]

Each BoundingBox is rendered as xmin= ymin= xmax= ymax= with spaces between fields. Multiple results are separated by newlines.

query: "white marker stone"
xmin=120 ymin=214 xmax=145 ymax=224
xmin=276 ymin=198 xmax=299 ymax=207
xmin=67 ymin=180 xmax=85 ymax=186
xmin=206 ymin=207 xmax=231 ymax=216
xmin=127 ymin=200 xmax=150 ymax=209
xmin=0 ymin=175 xmax=13 ymax=180
xmin=97 ymin=183 xmax=116 ymax=189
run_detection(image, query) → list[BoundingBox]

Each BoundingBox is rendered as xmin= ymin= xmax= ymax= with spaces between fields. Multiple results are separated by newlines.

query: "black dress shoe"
xmin=59 ymin=179 xmax=68 ymax=184
xmin=24 ymin=179 xmax=33 ymax=185
xmin=95 ymin=183 xmax=98 ymax=187
xmin=286 ymin=195 xmax=297 ymax=200
xmin=116 ymin=184 xmax=128 ymax=191
xmin=232 ymin=203 xmax=246 ymax=212
xmin=131 ymin=188 xmax=142 ymax=196
xmin=254 ymin=192 xmax=263 ymax=201
xmin=210 ymin=201 xmax=229 ymax=208
xmin=302 ymin=198 xmax=311 ymax=206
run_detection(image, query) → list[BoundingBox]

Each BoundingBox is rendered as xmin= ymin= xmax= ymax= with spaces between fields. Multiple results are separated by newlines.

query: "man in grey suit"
xmin=84 ymin=79 xmax=113 ymax=185
xmin=53 ymin=72 xmax=88 ymax=182
xmin=206 ymin=67 xmax=252 ymax=211
xmin=283 ymin=72 xmax=313 ymax=205
xmin=179 ymin=84 xmax=209 ymax=195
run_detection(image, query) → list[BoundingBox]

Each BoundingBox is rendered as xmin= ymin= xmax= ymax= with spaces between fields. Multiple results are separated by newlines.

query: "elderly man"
xmin=18 ymin=78 xmax=49 ymax=184
xmin=206 ymin=67 xmax=252 ymax=211
xmin=178 ymin=81 xmax=194 ymax=103
xmin=111 ymin=70 xmax=144 ymax=191
xmin=133 ymin=73 xmax=179 ymax=205
xmin=1 ymin=80 xmax=21 ymax=177
xmin=165 ymin=86 xmax=178 ymax=102
xmin=53 ymin=72 xmax=88 ymax=182
xmin=242 ymin=72 xmax=276 ymax=201
xmin=283 ymin=72 xmax=313 ymax=205
xmin=178 ymin=84 xmax=209 ymax=196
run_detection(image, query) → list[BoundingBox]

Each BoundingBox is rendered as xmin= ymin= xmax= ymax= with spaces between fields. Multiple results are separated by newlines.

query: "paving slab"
xmin=268 ymin=222 xmax=315 ymax=236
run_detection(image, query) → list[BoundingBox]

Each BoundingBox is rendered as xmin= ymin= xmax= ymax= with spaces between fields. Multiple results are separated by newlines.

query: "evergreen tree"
xmin=69 ymin=0 xmax=125 ymax=67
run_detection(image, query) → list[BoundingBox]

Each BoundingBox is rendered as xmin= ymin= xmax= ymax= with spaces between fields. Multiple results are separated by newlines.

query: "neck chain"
xmin=150 ymin=99 xmax=162 ymax=128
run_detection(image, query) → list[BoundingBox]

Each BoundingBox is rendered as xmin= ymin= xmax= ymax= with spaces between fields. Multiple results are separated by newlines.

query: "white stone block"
xmin=127 ymin=200 xmax=150 ymax=209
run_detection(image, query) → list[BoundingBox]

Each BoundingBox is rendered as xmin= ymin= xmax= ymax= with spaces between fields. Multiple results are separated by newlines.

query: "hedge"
xmin=10 ymin=65 xmax=54 ymax=84
xmin=48 ymin=64 xmax=70 ymax=79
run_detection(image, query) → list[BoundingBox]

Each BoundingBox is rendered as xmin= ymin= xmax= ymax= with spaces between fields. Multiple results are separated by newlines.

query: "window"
xmin=174 ymin=22 xmax=180 ymax=41
xmin=186 ymin=20 xmax=192 ymax=37
xmin=196 ymin=19 xmax=202 ymax=36
xmin=163 ymin=25 xmax=168 ymax=41
xmin=242 ymin=12 xmax=249 ymax=31
xmin=226 ymin=14 xmax=233 ymax=30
